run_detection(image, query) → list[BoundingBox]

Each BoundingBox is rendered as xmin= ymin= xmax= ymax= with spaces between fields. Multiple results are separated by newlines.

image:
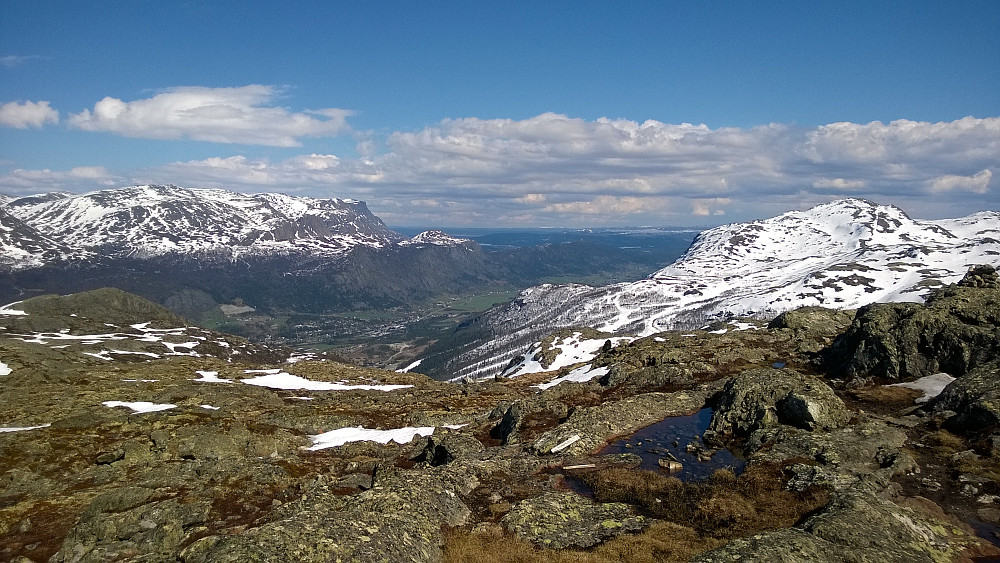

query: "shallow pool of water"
xmin=599 ymin=407 xmax=745 ymax=481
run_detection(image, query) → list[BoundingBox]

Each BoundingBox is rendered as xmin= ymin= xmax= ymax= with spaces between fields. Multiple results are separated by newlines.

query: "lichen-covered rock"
xmin=750 ymin=419 xmax=911 ymax=491
xmin=490 ymin=398 xmax=568 ymax=444
xmin=833 ymin=268 xmax=1000 ymax=381
xmin=694 ymin=486 xmax=978 ymax=563
xmin=181 ymin=463 xmax=475 ymax=563
xmin=52 ymin=494 xmax=210 ymax=563
xmin=707 ymin=368 xmax=849 ymax=437
xmin=501 ymin=491 xmax=646 ymax=549
xmin=768 ymin=306 xmax=857 ymax=339
xmin=932 ymin=361 xmax=1000 ymax=432
xmin=531 ymin=387 xmax=713 ymax=456
xmin=417 ymin=432 xmax=486 ymax=466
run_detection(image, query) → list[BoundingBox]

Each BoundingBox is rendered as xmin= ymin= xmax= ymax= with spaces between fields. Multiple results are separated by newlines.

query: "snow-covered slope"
xmin=2 ymin=185 xmax=403 ymax=263
xmin=435 ymin=199 xmax=1000 ymax=381
xmin=0 ymin=207 xmax=93 ymax=270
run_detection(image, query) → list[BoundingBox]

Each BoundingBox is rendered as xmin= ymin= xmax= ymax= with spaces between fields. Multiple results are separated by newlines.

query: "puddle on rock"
xmin=599 ymin=407 xmax=744 ymax=481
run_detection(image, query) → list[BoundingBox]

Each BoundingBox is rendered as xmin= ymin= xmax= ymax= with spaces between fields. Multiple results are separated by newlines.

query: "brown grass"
xmin=442 ymin=521 xmax=722 ymax=563
xmin=579 ymin=463 xmax=831 ymax=539
xmin=443 ymin=462 xmax=830 ymax=562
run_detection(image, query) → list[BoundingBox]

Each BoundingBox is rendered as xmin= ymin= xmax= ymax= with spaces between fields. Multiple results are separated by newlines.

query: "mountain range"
xmin=0 ymin=185 xmax=683 ymax=317
xmin=413 ymin=199 xmax=1000 ymax=381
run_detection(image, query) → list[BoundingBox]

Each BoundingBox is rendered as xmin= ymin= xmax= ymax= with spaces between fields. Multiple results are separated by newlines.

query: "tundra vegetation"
xmin=0 ymin=266 xmax=999 ymax=561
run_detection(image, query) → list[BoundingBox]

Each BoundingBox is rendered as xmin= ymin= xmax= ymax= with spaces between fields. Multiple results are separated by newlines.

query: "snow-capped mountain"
xmin=0 ymin=206 xmax=93 ymax=270
xmin=423 ymin=199 xmax=1000 ymax=381
xmin=1 ymin=185 xmax=403 ymax=263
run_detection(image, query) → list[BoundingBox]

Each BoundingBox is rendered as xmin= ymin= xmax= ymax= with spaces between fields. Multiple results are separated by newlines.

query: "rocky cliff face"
xmin=3 ymin=271 xmax=1000 ymax=560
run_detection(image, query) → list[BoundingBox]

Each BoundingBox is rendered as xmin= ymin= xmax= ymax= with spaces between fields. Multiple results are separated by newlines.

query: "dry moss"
xmin=579 ymin=462 xmax=831 ymax=539
xmin=442 ymin=520 xmax=723 ymax=563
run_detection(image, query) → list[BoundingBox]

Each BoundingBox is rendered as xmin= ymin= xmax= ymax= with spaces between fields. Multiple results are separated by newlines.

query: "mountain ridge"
xmin=416 ymin=198 xmax=1000 ymax=381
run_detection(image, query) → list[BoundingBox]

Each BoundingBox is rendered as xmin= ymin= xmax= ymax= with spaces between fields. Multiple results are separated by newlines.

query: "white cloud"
xmin=11 ymin=113 xmax=995 ymax=226
xmin=68 ymin=85 xmax=352 ymax=146
xmin=812 ymin=178 xmax=866 ymax=190
xmin=0 ymin=55 xmax=44 ymax=68
xmin=0 ymin=166 xmax=119 ymax=194
xmin=0 ymin=100 xmax=59 ymax=128
xmin=928 ymin=169 xmax=992 ymax=194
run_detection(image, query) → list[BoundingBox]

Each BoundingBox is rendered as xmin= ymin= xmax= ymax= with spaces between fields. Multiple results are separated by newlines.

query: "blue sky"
xmin=1 ymin=1 xmax=998 ymax=227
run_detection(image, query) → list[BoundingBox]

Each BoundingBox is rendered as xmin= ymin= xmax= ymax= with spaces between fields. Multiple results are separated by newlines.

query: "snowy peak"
xmin=3 ymin=185 xmax=403 ymax=262
xmin=399 ymin=230 xmax=473 ymax=247
xmin=436 ymin=199 xmax=1000 ymax=381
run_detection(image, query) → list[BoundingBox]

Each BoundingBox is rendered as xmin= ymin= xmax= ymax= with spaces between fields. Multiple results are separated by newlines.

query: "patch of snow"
xmin=193 ymin=370 xmax=232 ymax=383
xmin=83 ymin=351 xmax=113 ymax=360
xmin=239 ymin=371 xmax=413 ymax=392
xmin=398 ymin=359 xmax=422 ymax=373
xmin=889 ymin=373 xmax=957 ymax=403
xmin=0 ymin=423 xmax=50 ymax=433
xmin=307 ymin=425 xmax=435 ymax=450
xmin=200 ymin=404 xmax=220 ymax=410
xmin=102 ymin=401 xmax=176 ymax=413
xmin=535 ymin=364 xmax=610 ymax=390
xmin=0 ymin=361 xmax=10 ymax=376
xmin=290 ymin=396 xmax=314 ymax=401
xmin=0 ymin=302 xmax=28 ymax=316
xmin=503 ymin=332 xmax=632 ymax=378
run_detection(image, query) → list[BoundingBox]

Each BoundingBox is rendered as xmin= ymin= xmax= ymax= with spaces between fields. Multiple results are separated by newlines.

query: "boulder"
xmin=933 ymin=361 xmax=1000 ymax=432
xmin=501 ymin=491 xmax=646 ymax=549
xmin=490 ymin=398 xmax=568 ymax=444
xmin=833 ymin=265 xmax=1000 ymax=380
xmin=707 ymin=368 xmax=849 ymax=437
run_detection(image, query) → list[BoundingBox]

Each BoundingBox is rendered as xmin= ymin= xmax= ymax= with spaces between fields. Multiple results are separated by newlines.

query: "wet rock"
xmin=707 ymin=368 xmax=849 ymax=437
xmin=501 ymin=490 xmax=646 ymax=549
xmin=833 ymin=268 xmax=1000 ymax=380
xmin=531 ymin=387 xmax=713 ymax=456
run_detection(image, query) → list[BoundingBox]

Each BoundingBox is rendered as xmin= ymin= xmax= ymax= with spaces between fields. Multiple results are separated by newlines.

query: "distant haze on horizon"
xmin=1 ymin=2 xmax=997 ymax=228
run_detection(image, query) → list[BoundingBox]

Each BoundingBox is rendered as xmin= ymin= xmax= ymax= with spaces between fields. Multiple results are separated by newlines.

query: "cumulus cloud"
xmin=928 ymin=169 xmax=992 ymax=194
xmin=0 ymin=100 xmax=59 ymax=128
xmin=33 ymin=113 xmax=995 ymax=226
xmin=67 ymin=85 xmax=352 ymax=146
xmin=0 ymin=166 xmax=119 ymax=194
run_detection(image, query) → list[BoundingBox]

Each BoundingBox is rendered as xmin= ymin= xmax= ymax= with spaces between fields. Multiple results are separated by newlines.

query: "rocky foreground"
xmin=1 ymin=267 xmax=1000 ymax=561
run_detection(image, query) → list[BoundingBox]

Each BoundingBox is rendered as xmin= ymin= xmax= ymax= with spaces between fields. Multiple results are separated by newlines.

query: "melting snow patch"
xmin=0 ymin=302 xmax=27 ymax=316
xmin=193 ymin=370 xmax=232 ymax=383
xmin=290 ymin=396 xmax=314 ymax=400
xmin=102 ymin=401 xmax=176 ymax=413
xmin=398 ymin=359 xmax=422 ymax=373
xmin=535 ymin=364 xmax=610 ymax=391
xmin=0 ymin=361 xmax=10 ymax=376
xmin=240 ymin=371 xmax=412 ymax=392
xmin=0 ymin=423 xmax=50 ymax=433
xmin=889 ymin=373 xmax=957 ymax=403
xmin=307 ymin=426 xmax=435 ymax=450
xmin=200 ymin=405 xmax=220 ymax=410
